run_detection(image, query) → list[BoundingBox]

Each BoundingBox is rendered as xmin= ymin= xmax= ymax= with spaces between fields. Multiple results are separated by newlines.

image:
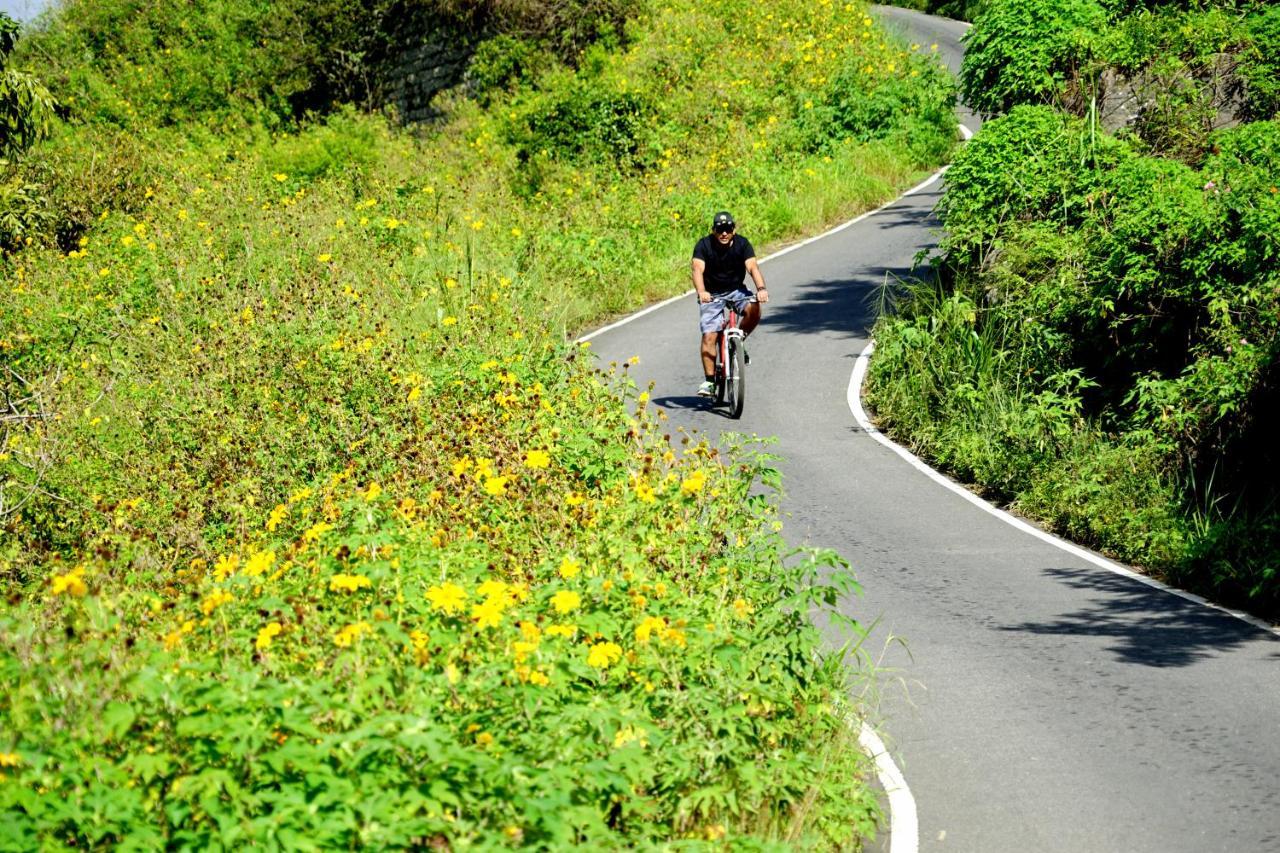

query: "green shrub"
xmin=1241 ymin=5 xmax=1280 ymax=120
xmin=960 ymin=0 xmax=1109 ymax=117
xmin=797 ymin=44 xmax=956 ymax=167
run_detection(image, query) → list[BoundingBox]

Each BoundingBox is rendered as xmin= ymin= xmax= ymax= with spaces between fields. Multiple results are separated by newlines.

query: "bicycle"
xmin=711 ymin=302 xmax=748 ymax=419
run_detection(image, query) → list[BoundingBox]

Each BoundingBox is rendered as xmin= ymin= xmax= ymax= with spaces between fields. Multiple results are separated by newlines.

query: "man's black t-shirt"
xmin=693 ymin=234 xmax=756 ymax=294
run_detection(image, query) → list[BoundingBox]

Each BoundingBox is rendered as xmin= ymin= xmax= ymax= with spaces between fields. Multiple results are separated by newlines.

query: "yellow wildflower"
xmin=661 ymin=626 xmax=688 ymax=648
xmin=243 ymin=549 xmax=275 ymax=578
xmin=484 ymin=475 xmax=508 ymax=496
xmin=329 ymin=573 xmax=372 ymax=593
xmin=200 ymin=589 xmax=233 ymax=616
xmin=613 ymin=725 xmax=648 ymax=749
xmin=266 ymin=503 xmax=288 ymax=531
xmin=212 ymin=553 xmax=239 ymax=581
xmin=302 ymin=521 xmax=334 ymax=542
xmin=426 ymin=582 xmax=468 ymax=615
xmin=334 ymin=621 xmax=372 ymax=647
xmin=0 ymin=752 xmax=21 ymax=768
xmin=363 ymin=482 xmax=382 ymax=501
xmin=519 ymin=621 xmax=542 ymax=643
xmin=49 ymin=568 xmax=87 ymax=598
xmin=524 ymin=449 xmax=551 ymax=469
xmin=587 ymin=641 xmax=623 ymax=669
xmin=732 ymin=598 xmax=753 ymax=619
xmin=558 ymin=556 xmax=582 ymax=579
xmin=255 ymin=622 xmax=283 ymax=650
xmin=545 ymin=624 xmax=577 ymax=639
xmin=680 ymin=469 xmax=707 ymax=496
xmin=471 ymin=597 xmax=505 ymax=629
xmin=550 ymin=590 xmax=582 ymax=614
xmin=635 ymin=616 xmax=666 ymax=644
xmin=528 ymin=670 xmax=550 ymax=687
xmin=634 ymin=480 xmax=657 ymax=504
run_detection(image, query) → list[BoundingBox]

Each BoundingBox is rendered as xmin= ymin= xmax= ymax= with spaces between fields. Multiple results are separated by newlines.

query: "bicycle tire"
xmin=727 ymin=335 xmax=745 ymax=418
xmin=714 ymin=333 xmax=728 ymax=405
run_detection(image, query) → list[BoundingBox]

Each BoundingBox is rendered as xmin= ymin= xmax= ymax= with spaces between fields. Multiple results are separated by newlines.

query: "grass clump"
xmin=0 ymin=0 xmax=958 ymax=845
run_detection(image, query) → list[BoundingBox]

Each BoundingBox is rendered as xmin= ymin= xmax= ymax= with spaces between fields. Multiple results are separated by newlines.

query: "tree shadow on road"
xmin=999 ymin=566 xmax=1280 ymax=668
xmin=763 ymin=264 xmax=929 ymax=338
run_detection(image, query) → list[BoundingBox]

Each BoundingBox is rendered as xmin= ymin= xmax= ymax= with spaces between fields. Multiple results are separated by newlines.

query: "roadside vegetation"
xmin=868 ymin=0 xmax=1280 ymax=619
xmin=0 ymin=0 xmax=956 ymax=845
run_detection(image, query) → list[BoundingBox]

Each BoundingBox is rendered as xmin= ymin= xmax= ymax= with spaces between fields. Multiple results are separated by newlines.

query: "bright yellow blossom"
xmin=545 ymin=624 xmax=577 ymax=639
xmin=243 ymin=549 xmax=275 ymax=577
xmin=524 ymin=449 xmax=551 ymax=469
xmin=587 ymin=641 xmax=623 ymax=669
xmin=680 ymin=469 xmax=707 ymax=496
xmin=266 ymin=503 xmax=288 ymax=531
xmin=426 ymin=582 xmax=468 ymax=615
xmin=471 ymin=597 xmax=504 ymax=629
xmin=330 ymin=573 xmax=373 ymax=593
xmin=558 ymin=556 xmax=581 ymax=579
xmin=550 ymin=590 xmax=582 ymax=614
xmin=49 ymin=567 xmax=87 ymax=598
xmin=255 ymin=622 xmax=283 ymax=650
xmin=635 ymin=616 xmax=666 ymax=644
xmin=484 ymin=475 xmax=509 ymax=496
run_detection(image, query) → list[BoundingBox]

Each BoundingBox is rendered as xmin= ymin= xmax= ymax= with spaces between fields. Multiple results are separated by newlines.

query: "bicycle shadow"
xmin=651 ymin=395 xmax=742 ymax=419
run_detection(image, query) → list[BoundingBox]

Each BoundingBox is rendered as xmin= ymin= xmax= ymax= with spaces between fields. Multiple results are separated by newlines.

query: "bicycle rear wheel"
xmin=727 ymin=336 xmax=745 ymax=418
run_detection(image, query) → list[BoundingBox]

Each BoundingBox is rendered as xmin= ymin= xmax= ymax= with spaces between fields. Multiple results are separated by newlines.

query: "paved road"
xmin=586 ymin=6 xmax=1280 ymax=851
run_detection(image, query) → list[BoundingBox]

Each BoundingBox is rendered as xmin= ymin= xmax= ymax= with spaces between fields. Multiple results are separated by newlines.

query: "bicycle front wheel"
xmin=727 ymin=336 xmax=745 ymax=419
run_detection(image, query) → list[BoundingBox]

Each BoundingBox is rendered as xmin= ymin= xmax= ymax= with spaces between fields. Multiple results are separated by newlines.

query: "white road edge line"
xmin=848 ymin=341 xmax=1280 ymax=639
xmin=860 ymin=722 xmax=918 ymax=853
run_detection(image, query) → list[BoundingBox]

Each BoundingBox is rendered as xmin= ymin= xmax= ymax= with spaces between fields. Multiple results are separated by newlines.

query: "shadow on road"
xmin=764 ymin=264 xmax=931 ymax=338
xmin=651 ymin=395 xmax=748 ymax=420
xmin=999 ymin=566 xmax=1279 ymax=668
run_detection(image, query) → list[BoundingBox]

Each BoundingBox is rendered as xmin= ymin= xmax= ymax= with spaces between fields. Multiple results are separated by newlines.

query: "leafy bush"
xmin=1240 ymin=5 xmax=1280 ymax=120
xmin=513 ymin=76 xmax=657 ymax=168
xmin=796 ymin=42 xmax=956 ymax=167
xmin=960 ymin=0 xmax=1109 ymax=117
xmin=871 ymin=104 xmax=1280 ymax=615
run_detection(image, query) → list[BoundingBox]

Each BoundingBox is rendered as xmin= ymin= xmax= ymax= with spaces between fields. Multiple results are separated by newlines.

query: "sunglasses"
xmin=714 ymin=224 xmax=735 ymax=234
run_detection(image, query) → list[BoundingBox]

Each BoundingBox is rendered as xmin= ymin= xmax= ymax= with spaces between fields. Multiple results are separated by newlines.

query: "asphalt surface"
xmin=585 ymin=6 xmax=1280 ymax=851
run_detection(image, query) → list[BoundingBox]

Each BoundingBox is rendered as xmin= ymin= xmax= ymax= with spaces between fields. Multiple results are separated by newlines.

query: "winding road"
xmin=585 ymin=6 xmax=1280 ymax=851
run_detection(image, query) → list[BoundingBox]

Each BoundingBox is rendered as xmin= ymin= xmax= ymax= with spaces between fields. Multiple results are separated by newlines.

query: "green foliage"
xmin=0 ymin=0 xmax=957 ymax=843
xmin=1240 ymin=4 xmax=1280 ymax=120
xmin=0 ymin=11 xmax=55 ymax=161
xmin=960 ymin=0 xmax=1109 ymax=117
xmin=871 ymin=104 xmax=1280 ymax=615
xmin=512 ymin=76 xmax=657 ymax=171
xmin=795 ymin=43 xmax=956 ymax=167
xmin=878 ymin=0 xmax=991 ymax=21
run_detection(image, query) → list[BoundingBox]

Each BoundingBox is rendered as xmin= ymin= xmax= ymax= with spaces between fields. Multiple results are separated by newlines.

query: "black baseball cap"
xmin=712 ymin=211 xmax=735 ymax=232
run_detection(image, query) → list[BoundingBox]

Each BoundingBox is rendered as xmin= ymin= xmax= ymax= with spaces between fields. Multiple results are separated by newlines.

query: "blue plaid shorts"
xmin=698 ymin=288 xmax=755 ymax=334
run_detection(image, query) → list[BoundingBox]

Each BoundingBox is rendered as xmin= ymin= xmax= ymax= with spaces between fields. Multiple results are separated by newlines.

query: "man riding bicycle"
xmin=691 ymin=211 xmax=768 ymax=397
